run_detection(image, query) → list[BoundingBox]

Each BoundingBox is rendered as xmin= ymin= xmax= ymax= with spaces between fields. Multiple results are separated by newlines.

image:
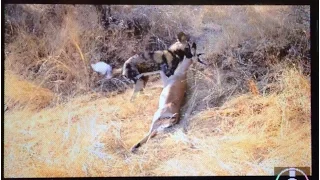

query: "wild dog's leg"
xmin=130 ymin=91 xmax=137 ymax=102
xmin=142 ymin=76 xmax=149 ymax=89
xmin=130 ymin=76 xmax=149 ymax=101
xmin=130 ymin=79 xmax=145 ymax=102
xmin=139 ymin=76 xmax=149 ymax=95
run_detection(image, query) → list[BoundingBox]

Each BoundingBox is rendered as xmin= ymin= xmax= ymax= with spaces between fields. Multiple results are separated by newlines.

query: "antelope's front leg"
xmin=135 ymin=74 xmax=144 ymax=80
xmin=160 ymin=64 xmax=169 ymax=87
xmin=136 ymin=71 xmax=161 ymax=79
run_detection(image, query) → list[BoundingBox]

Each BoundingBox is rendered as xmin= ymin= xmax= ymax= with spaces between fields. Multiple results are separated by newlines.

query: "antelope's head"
xmin=190 ymin=42 xmax=207 ymax=65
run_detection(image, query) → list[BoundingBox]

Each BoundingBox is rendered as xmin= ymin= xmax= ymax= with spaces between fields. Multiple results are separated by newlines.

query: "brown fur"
xmin=131 ymin=43 xmax=198 ymax=152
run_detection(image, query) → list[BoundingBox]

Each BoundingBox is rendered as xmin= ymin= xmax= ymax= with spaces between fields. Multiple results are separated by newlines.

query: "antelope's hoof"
xmin=130 ymin=146 xmax=139 ymax=153
xmin=130 ymin=143 xmax=141 ymax=153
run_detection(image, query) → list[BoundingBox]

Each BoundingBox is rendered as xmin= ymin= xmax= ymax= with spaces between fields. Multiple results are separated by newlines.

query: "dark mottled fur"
xmin=122 ymin=32 xmax=193 ymax=101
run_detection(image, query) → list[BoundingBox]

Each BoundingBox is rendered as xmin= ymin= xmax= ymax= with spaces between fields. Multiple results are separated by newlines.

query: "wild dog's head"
xmin=122 ymin=61 xmax=140 ymax=83
xmin=164 ymin=33 xmax=204 ymax=76
xmin=168 ymin=32 xmax=194 ymax=60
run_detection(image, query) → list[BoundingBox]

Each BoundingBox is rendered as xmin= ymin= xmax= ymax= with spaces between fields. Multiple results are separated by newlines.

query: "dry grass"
xmin=4 ymin=68 xmax=310 ymax=177
xmin=4 ymin=5 xmax=310 ymax=177
xmin=188 ymin=68 xmax=310 ymax=174
xmin=5 ymin=71 xmax=55 ymax=111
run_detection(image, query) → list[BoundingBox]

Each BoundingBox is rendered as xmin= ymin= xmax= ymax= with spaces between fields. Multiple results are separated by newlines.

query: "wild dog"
xmin=130 ymin=42 xmax=205 ymax=152
xmin=122 ymin=32 xmax=195 ymax=101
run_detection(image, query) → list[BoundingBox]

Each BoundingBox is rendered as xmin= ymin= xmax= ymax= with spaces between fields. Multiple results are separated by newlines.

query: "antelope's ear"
xmin=197 ymin=53 xmax=204 ymax=57
xmin=177 ymin=32 xmax=188 ymax=43
xmin=197 ymin=58 xmax=207 ymax=65
xmin=190 ymin=42 xmax=197 ymax=56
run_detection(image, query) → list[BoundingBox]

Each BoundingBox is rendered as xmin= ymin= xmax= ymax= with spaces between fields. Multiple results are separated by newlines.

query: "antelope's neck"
xmin=174 ymin=58 xmax=193 ymax=76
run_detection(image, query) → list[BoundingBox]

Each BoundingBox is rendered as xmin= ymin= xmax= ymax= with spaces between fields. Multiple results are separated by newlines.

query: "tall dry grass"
xmin=4 ymin=5 xmax=310 ymax=177
xmin=4 ymin=5 xmax=309 ymax=98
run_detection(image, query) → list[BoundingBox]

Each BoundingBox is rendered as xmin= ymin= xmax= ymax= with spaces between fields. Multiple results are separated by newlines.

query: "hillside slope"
xmin=4 ymin=5 xmax=311 ymax=177
xmin=4 ymin=68 xmax=311 ymax=177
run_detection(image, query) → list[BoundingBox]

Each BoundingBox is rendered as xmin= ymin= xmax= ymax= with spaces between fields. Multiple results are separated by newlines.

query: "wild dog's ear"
xmin=177 ymin=32 xmax=188 ymax=43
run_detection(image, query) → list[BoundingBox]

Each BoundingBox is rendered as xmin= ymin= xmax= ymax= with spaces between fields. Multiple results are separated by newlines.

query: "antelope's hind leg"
xmin=131 ymin=130 xmax=157 ymax=153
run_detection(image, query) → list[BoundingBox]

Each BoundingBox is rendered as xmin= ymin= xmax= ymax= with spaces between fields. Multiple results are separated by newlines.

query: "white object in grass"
xmin=91 ymin=62 xmax=113 ymax=79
